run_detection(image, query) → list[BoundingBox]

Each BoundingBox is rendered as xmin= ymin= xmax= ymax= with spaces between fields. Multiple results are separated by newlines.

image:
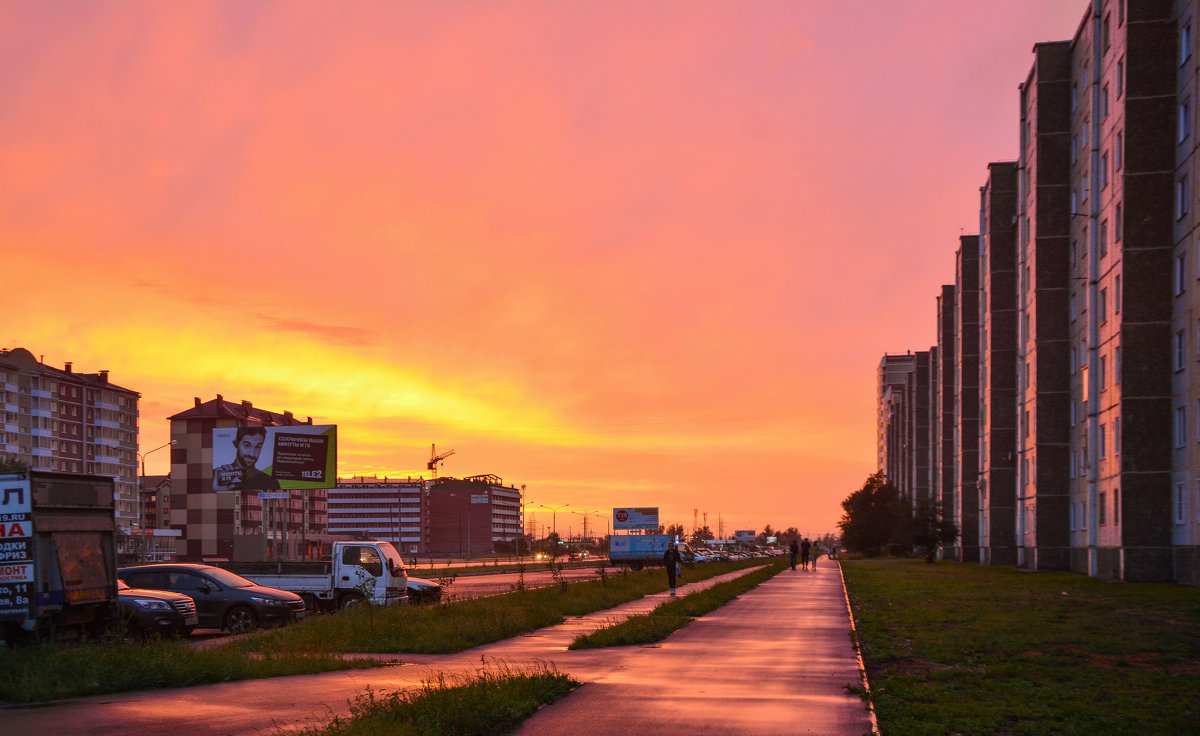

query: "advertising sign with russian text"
xmin=612 ymin=507 xmax=659 ymax=530
xmin=0 ymin=477 xmax=33 ymax=620
xmin=213 ymin=425 xmax=337 ymax=491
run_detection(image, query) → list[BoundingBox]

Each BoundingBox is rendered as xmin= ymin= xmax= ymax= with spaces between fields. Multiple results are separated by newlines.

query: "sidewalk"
xmin=514 ymin=560 xmax=876 ymax=736
xmin=0 ymin=563 xmax=875 ymax=736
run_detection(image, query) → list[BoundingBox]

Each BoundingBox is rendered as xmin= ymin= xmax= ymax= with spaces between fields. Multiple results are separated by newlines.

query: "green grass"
xmin=842 ymin=559 xmax=1200 ymax=736
xmin=568 ymin=559 xmax=785 ymax=649
xmin=276 ymin=661 xmax=577 ymax=736
xmin=0 ymin=559 xmax=764 ymax=704
xmin=0 ymin=637 xmax=379 ymax=704
xmin=234 ymin=558 xmax=767 ymax=656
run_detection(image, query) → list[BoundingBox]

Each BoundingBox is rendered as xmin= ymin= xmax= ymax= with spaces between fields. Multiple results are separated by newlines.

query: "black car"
xmin=407 ymin=576 xmax=442 ymax=604
xmin=117 ymin=579 xmax=198 ymax=638
xmin=118 ymin=563 xmax=306 ymax=634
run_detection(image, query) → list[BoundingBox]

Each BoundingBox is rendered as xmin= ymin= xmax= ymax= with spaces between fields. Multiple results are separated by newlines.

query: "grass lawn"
xmin=842 ymin=559 xmax=1200 ymax=736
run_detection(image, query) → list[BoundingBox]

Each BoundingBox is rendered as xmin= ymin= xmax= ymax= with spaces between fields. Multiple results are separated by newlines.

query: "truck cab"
xmin=334 ymin=541 xmax=408 ymax=606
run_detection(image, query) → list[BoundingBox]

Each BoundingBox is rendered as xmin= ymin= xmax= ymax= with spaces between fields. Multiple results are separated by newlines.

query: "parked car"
xmin=406 ymin=576 xmax=443 ymax=604
xmin=116 ymin=579 xmax=198 ymax=638
xmin=118 ymin=563 xmax=306 ymax=634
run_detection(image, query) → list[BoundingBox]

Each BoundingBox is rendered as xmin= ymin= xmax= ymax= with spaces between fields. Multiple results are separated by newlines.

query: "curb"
xmin=837 ymin=560 xmax=881 ymax=736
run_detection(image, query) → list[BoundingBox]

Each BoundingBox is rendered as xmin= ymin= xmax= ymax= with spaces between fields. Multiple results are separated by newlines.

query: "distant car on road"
xmin=118 ymin=563 xmax=306 ymax=634
xmin=117 ymin=579 xmax=198 ymax=638
xmin=406 ymin=576 xmax=443 ymax=604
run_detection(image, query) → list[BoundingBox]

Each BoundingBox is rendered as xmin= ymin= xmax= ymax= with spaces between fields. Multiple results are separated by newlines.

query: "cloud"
xmin=257 ymin=314 xmax=378 ymax=347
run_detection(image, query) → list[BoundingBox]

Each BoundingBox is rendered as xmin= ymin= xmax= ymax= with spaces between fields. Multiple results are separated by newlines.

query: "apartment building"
xmin=955 ymin=237 xmax=982 ymax=563
xmin=167 ymin=395 xmax=332 ymax=561
xmin=327 ymin=477 xmax=424 ymax=553
xmin=878 ymin=0 xmax=1200 ymax=583
xmin=980 ymin=163 xmax=1020 ymax=566
xmin=877 ymin=354 xmax=916 ymax=485
xmin=936 ymin=284 xmax=957 ymax=552
xmin=422 ymin=475 xmax=525 ymax=556
xmin=0 ymin=348 xmax=141 ymax=551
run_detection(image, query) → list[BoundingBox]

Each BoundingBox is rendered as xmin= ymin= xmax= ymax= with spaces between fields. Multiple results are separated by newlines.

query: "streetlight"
xmin=137 ymin=439 xmax=176 ymax=562
xmin=567 ymin=509 xmax=601 ymax=544
xmin=531 ymin=503 xmax=569 ymax=547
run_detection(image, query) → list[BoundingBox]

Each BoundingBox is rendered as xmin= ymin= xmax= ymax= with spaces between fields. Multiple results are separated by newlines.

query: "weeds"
xmin=276 ymin=659 xmax=577 ymax=736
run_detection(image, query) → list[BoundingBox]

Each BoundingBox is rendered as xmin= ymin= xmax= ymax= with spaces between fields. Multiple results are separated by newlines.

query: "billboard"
xmin=613 ymin=507 xmax=659 ymax=530
xmin=213 ymin=425 xmax=337 ymax=491
xmin=734 ymin=529 xmax=757 ymax=542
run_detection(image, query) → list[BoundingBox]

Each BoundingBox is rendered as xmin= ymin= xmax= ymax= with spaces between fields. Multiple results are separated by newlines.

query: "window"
xmin=1072 ymin=84 xmax=1079 ymax=112
xmin=1102 ymin=84 xmax=1110 ymax=119
xmin=1177 ymin=406 xmax=1188 ymax=447
xmin=1181 ymin=99 xmax=1192 ymax=143
xmin=1100 ymin=287 xmax=1108 ymax=322
xmin=1117 ymin=59 xmax=1124 ymax=97
xmin=1178 ymin=254 xmax=1188 ymax=295
xmin=1115 ymin=203 xmax=1123 ymax=241
xmin=1177 ymin=330 xmax=1187 ymax=371
xmin=1071 ymin=343 xmax=1079 ymax=374
xmin=1100 ymin=354 xmax=1108 ymax=389
xmin=1071 ymin=400 xmax=1078 ymax=427
xmin=1179 ymin=176 xmax=1190 ymax=219
xmin=1082 ymin=121 xmax=1089 ymax=150
xmin=1115 ymin=274 xmax=1122 ymax=313
xmin=1101 ymin=154 xmax=1109 ymax=190
xmin=1103 ymin=12 xmax=1111 ymax=52
xmin=1071 ymin=135 xmax=1079 ymax=165
xmin=1100 ymin=219 xmax=1108 ymax=255
xmin=1116 ymin=131 xmax=1123 ymax=169
xmin=1183 ymin=23 xmax=1192 ymax=66
xmin=1114 ymin=487 xmax=1120 ymax=524
xmin=1176 ymin=481 xmax=1188 ymax=523
xmin=1071 ymin=292 xmax=1078 ymax=322
xmin=1115 ymin=416 xmax=1120 ymax=453
xmin=1070 ymin=450 xmax=1077 ymax=480
xmin=1099 ymin=492 xmax=1107 ymax=525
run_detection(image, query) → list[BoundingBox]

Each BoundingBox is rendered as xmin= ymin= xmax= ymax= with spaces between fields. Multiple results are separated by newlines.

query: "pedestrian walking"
xmin=663 ymin=543 xmax=682 ymax=596
xmin=811 ymin=541 xmax=821 ymax=570
xmin=789 ymin=539 xmax=799 ymax=571
xmin=800 ymin=537 xmax=811 ymax=571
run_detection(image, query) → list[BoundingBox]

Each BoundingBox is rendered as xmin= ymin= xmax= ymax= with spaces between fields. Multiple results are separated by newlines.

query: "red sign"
xmin=615 ymin=510 xmax=629 ymax=522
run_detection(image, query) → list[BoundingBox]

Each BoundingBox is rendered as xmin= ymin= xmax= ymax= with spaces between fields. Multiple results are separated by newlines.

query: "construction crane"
xmin=427 ymin=444 xmax=455 ymax=479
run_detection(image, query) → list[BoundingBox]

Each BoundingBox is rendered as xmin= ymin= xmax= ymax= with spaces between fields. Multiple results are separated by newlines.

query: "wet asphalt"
xmin=3 ymin=561 xmax=876 ymax=736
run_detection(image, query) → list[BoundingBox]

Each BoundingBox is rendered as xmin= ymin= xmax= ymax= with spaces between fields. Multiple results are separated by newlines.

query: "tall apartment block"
xmin=0 ymin=348 xmax=141 ymax=552
xmin=936 ymin=284 xmax=957 ymax=553
xmin=980 ymin=163 xmax=1020 ymax=566
xmin=877 ymin=354 xmax=916 ymax=485
xmin=877 ymin=0 xmax=1200 ymax=583
xmin=955 ymin=237 xmax=982 ymax=562
xmin=328 ymin=477 xmax=424 ymax=552
xmin=167 ymin=396 xmax=332 ymax=561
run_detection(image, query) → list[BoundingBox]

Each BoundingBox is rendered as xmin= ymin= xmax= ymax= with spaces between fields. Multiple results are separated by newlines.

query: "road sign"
xmin=257 ymin=491 xmax=290 ymax=500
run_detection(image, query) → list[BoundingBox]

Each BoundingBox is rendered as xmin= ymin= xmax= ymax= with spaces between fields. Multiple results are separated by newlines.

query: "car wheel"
xmin=299 ymin=593 xmax=320 ymax=614
xmin=338 ymin=593 xmax=363 ymax=610
xmin=224 ymin=605 xmax=258 ymax=634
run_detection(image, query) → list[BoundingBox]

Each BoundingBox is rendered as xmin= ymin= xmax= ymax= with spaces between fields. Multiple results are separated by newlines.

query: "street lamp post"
xmin=136 ymin=439 xmax=176 ymax=563
xmin=530 ymin=503 xmax=569 ymax=555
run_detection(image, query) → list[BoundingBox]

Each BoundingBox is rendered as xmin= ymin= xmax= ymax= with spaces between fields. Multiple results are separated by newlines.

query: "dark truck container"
xmin=0 ymin=471 xmax=119 ymax=641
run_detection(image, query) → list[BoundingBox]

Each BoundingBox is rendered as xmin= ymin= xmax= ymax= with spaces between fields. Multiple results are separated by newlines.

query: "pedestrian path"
xmin=0 ymin=563 xmax=874 ymax=736
xmin=513 ymin=561 xmax=875 ymax=736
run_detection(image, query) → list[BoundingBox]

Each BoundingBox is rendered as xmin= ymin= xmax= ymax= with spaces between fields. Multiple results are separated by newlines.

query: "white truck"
xmin=223 ymin=540 xmax=408 ymax=612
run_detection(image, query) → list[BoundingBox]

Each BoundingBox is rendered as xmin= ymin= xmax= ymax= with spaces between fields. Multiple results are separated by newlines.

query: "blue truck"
xmin=608 ymin=534 xmax=693 ymax=571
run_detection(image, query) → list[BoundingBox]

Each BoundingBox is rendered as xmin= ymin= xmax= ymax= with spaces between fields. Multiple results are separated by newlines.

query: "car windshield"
xmin=200 ymin=567 xmax=258 ymax=588
xmin=375 ymin=541 xmax=406 ymax=572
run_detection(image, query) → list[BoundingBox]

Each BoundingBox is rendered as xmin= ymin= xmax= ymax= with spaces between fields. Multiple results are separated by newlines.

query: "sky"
xmin=1 ymin=1 xmax=1087 ymax=539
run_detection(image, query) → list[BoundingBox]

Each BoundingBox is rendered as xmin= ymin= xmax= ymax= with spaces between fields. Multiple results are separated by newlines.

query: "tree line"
xmin=838 ymin=471 xmax=958 ymax=561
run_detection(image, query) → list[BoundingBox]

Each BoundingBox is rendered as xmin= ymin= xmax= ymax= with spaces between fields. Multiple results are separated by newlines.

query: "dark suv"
xmin=118 ymin=563 xmax=306 ymax=634
xmin=117 ymin=579 xmax=198 ymax=637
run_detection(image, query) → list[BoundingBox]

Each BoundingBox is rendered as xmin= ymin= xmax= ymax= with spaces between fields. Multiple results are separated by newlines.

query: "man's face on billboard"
xmin=235 ymin=433 xmax=266 ymax=468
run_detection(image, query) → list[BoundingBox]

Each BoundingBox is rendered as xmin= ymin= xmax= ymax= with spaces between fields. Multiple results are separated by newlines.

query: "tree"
xmin=664 ymin=523 xmax=686 ymax=540
xmin=689 ymin=525 xmax=714 ymax=546
xmin=0 ymin=456 xmax=29 ymax=474
xmin=908 ymin=498 xmax=959 ymax=562
xmin=838 ymin=472 xmax=908 ymax=555
xmin=758 ymin=524 xmax=775 ymax=545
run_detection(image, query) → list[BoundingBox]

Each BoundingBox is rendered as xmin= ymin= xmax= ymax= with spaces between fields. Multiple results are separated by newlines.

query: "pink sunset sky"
xmin=2 ymin=1 xmax=1086 ymax=537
